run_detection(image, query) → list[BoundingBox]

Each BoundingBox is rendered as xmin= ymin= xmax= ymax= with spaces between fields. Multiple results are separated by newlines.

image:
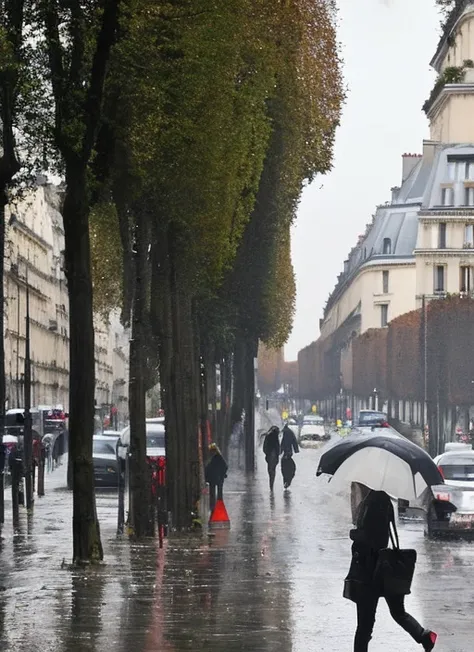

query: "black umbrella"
xmin=316 ymin=433 xmax=443 ymax=500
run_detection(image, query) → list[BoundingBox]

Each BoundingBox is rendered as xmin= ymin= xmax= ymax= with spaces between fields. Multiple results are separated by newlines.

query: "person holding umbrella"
xmin=316 ymin=432 xmax=444 ymax=651
xmin=346 ymin=489 xmax=437 ymax=651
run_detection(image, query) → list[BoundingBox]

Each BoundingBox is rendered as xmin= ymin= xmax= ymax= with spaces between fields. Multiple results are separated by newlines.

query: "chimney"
xmin=402 ymin=153 xmax=422 ymax=183
xmin=422 ymin=139 xmax=439 ymax=163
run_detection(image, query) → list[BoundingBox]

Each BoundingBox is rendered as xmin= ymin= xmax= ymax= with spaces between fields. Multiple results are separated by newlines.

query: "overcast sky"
xmin=285 ymin=0 xmax=441 ymax=360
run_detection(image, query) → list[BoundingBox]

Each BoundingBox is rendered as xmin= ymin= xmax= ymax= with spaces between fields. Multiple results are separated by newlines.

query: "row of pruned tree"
xmin=0 ymin=0 xmax=343 ymax=562
xmin=299 ymin=296 xmax=474 ymax=412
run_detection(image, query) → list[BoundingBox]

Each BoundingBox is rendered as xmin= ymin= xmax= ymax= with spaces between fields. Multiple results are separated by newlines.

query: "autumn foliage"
xmin=299 ymin=297 xmax=474 ymax=407
xmin=352 ymin=329 xmax=387 ymax=399
xmin=387 ymin=310 xmax=422 ymax=401
xmin=427 ymin=296 xmax=474 ymax=405
xmin=298 ymin=335 xmax=339 ymax=399
xmin=257 ymin=344 xmax=284 ymax=395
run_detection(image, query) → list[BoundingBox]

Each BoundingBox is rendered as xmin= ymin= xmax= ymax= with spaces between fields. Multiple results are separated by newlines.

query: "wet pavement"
xmin=1 ymin=438 xmax=473 ymax=651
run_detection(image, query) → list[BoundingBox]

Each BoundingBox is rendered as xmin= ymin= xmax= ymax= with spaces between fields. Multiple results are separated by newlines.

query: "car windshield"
xmin=439 ymin=456 xmax=474 ymax=481
xmin=93 ymin=440 xmax=116 ymax=456
xmin=359 ymin=412 xmax=386 ymax=424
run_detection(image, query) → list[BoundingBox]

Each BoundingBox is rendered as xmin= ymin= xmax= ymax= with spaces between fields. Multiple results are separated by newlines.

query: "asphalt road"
xmin=0 ymin=440 xmax=473 ymax=651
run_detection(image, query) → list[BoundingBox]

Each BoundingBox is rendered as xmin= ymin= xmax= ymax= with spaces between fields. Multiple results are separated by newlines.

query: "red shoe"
xmin=421 ymin=631 xmax=437 ymax=652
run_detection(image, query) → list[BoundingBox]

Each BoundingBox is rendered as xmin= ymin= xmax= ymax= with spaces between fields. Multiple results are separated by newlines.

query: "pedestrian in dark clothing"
xmin=346 ymin=490 xmax=437 ymax=652
xmin=280 ymin=424 xmax=299 ymax=489
xmin=280 ymin=424 xmax=299 ymax=456
xmin=205 ymin=443 xmax=228 ymax=512
xmin=263 ymin=426 xmax=280 ymax=491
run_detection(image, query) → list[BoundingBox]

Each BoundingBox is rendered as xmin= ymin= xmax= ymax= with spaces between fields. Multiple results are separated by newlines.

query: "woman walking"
xmin=280 ymin=423 xmax=299 ymax=489
xmin=345 ymin=490 xmax=437 ymax=652
xmin=263 ymin=426 xmax=280 ymax=491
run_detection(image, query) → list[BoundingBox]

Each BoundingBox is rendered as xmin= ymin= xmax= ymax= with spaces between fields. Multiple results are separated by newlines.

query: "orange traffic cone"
xmin=209 ymin=499 xmax=230 ymax=530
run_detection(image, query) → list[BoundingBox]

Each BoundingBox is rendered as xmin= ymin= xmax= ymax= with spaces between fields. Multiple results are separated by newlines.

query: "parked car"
xmin=425 ymin=444 xmax=474 ymax=537
xmin=299 ymin=432 xmax=330 ymax=448
xmin=102 ymin=429 xmax=122 ymax=439
xmin=299 ymin=422 xmax=328 ymax=443
xmin=302 ymin=414 xmax=325 ymax=426
xmin=118 ymin=418 xmax=166 ymax=463
xmin=357 ymin=410 xmax=389 ymax=427
xmin=93 ymin=434 xmax=120 ymax=488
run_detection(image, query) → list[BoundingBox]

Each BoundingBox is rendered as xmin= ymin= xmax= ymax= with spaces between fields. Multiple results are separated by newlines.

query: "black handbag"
xmin=374 ymin=515 xmax=417 ymax=596
xmin=343 ymin=547 xmax=373 ymax=603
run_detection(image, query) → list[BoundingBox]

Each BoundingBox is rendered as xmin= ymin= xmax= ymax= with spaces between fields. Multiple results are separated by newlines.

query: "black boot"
xmin=421 ymin=630 xmax=437 ymax=651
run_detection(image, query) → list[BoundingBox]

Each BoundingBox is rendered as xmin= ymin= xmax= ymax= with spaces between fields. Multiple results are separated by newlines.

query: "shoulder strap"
xmin=389 ymin=508 xmax=400 ymax=549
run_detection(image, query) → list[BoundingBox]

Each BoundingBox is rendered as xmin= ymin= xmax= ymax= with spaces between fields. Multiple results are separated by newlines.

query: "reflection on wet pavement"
xmin=1 ymin=445 xmax=474 ymax=651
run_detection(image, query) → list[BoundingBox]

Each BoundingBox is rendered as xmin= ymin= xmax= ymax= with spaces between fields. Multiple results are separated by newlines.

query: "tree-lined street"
xmin=0 ymin=429 xmax=472 ymax=652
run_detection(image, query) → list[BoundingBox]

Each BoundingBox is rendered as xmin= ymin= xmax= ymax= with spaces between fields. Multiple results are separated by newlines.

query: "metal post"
xmin=24 ymin=273 xmax=33 ymax=509
xmin=11 ymin=454 xmax=21 ymax=525
xmin=117 ymin=454 xmax=125 ymax=535
xmin=16 ymin=282 xmax=20 ymax=407
xmin=37 ymin=444 xmax=45 ymax=496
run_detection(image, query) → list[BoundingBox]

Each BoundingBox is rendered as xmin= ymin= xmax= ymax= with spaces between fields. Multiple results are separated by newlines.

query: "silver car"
xmin=426 ymin=446 xmax=474 ymax=537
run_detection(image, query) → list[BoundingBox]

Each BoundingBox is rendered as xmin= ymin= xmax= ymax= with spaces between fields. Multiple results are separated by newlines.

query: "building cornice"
xmin=419 ymin=209 xmax=474 ymax=217
xmin=420 ymin=216 xmax=474 ymax=224
xmin=376 ymin=202 xmax=421 ymax=210
xmin=427 ymin=83 xmax=474 ymax=121
xmin=415 ymin=248 xmax=474 ymax=257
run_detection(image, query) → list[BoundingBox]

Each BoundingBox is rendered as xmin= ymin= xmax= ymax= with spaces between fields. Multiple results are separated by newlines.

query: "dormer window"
xmin=383 ymin=238 xmax=391 ymax=255
xmin=447 ymin=155 xmax=474 ymax=183
xmin=441 ymin=187 xmax=454 ymax=206
xmin=465 ymin=187 xmax=474 ymax=207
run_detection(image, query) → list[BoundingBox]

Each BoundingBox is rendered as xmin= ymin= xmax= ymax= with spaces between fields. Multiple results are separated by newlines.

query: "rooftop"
xmin=322 ymin=142 xmax=474 ymax=320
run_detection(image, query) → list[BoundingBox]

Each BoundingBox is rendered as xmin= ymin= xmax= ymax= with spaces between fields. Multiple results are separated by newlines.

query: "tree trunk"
xmin=231 ymin=337 xmax=245 ymax=426
xmin=233 ymin=333 xmax=256 ymax=473
xmin=155 ymin=227 xmax=201 ymax=530
xmin=220 ymin=355 xmax=233 ymax=456
xmin=128 ymin=220 xmax=152 ymax=537
xmin=0 ymin=197 xmax=6 ymax=523
xmin=244 ymin=338 xmax=256 ymax=473
xmin=62 ymin=170 xmax=103 ymax=563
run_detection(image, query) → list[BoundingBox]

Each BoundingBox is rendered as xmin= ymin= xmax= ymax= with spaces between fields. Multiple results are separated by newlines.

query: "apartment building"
xmin=299 ymin=0 xmax=474 ymax=400
xmin=3 ymin=178 xmax=129 ymax=419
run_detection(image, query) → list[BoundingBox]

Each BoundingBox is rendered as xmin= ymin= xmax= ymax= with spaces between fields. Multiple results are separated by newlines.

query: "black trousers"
xmin=354 ymin=593 xmax=424 ymax=652
xmin=209 ymin=482 xmax=223 ymax=512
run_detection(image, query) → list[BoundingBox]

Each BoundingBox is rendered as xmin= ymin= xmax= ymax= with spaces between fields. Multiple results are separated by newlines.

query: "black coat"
xmin=263 ymin=431 xmax=280 ymax=466
xmin=205 ymin=453 xmax=228 ymax=485
xmin=346 ymin=491 xmax=394 ymax=596
xmin=280 ymin=426 xmax=299 ymax=456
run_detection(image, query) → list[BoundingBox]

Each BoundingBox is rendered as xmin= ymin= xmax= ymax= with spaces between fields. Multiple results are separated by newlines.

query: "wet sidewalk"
xmin=0 ymin=445 xmax=473 ymax=651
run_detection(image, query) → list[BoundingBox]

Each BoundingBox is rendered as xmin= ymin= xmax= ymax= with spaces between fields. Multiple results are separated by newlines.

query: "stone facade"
xmin=3 ymin=179 xmax=129 ymax=423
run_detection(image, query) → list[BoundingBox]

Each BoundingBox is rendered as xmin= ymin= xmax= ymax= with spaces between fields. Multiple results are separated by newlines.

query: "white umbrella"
xmin=324 ymin=448 xmax=429 ymax=502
